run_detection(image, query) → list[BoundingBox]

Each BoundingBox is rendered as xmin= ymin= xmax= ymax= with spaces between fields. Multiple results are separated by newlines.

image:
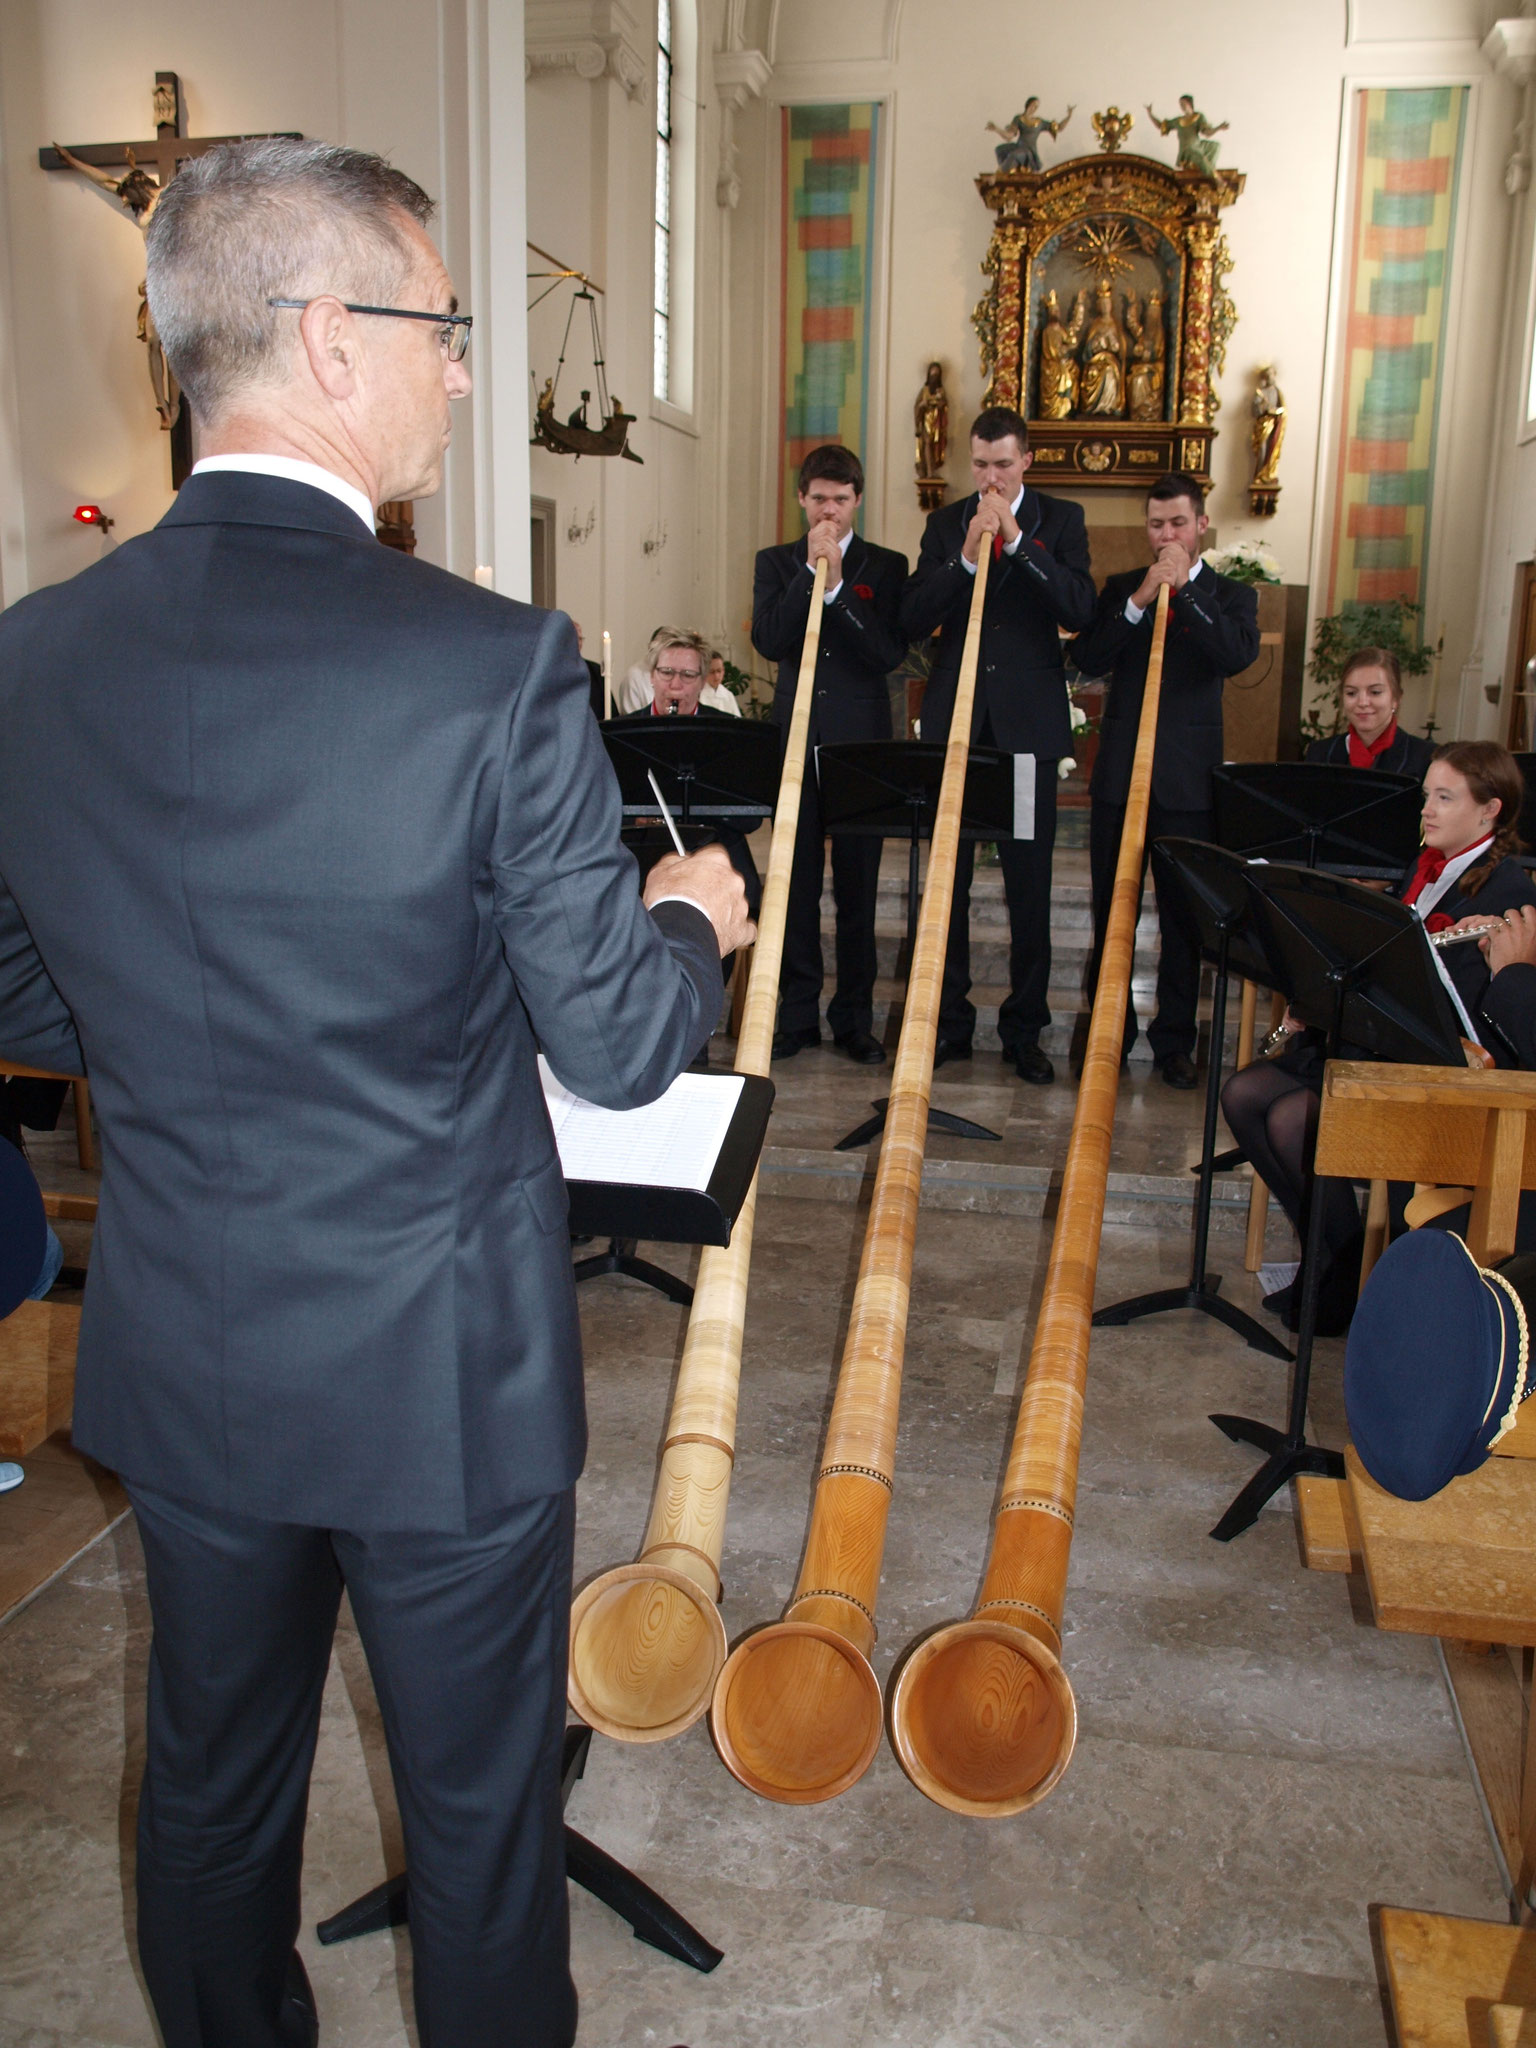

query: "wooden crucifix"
xmin=40 ymin=73 xmax=302 ymax=486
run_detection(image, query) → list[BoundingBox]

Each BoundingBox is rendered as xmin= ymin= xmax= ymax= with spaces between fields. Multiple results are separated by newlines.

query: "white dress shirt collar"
xmin=190 ymin=455 xmax=376 ymax=536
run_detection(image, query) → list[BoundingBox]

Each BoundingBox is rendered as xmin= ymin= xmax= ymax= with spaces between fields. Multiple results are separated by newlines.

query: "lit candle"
xmin=601 ymin=630 xmax=612 ymax=721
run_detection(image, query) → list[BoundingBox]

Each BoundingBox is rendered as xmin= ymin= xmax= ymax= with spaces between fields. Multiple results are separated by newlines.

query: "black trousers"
xmin=1088 ymin=798 xmax=1210 ymax=1062
xmin=939 ymin=742 xmax=1057 ymax=1051
xmin=128 ymin=1481 xmax=578 ymax=2048
xmin=778 ymin=773 xmax=883 ymax=1038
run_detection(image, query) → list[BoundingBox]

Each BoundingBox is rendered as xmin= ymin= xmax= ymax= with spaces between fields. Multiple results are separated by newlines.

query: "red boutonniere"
xmin=853 ymin=583 xmax=874 ymax=600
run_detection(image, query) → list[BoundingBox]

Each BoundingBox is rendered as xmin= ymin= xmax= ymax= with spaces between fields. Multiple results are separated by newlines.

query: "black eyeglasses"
xmin=267 ymin=298 xmax=473 ymax=360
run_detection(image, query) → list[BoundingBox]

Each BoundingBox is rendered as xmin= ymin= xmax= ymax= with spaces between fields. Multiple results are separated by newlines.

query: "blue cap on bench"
xmin=1345 ymin=1230 xmax=1535 ymax=1501
xmin=0 ymin=1138 xmax=47 ymax=1323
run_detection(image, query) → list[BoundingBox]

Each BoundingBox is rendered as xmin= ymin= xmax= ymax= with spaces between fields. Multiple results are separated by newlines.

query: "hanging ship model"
xmin=527 ymin=242 xmax=643 ymax=464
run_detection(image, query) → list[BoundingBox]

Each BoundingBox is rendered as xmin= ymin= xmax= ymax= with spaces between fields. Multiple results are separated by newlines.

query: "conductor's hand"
xmin=1130 ymin=544 xmax=1190 ymax=611
xmin=644 ymin=845 xmax=756 ymax=959
xmin=1476 ymin=903 xmax=1536 ymax=975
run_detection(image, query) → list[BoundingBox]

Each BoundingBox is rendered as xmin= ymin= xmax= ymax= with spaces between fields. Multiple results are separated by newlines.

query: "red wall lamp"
xmin=72 ymin=504 xmax=114 ymax=533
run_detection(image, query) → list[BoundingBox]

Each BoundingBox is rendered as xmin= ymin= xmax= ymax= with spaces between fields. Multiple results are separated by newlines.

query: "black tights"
xmin=1220 ymin=1062 xmax=1363 ymax=1260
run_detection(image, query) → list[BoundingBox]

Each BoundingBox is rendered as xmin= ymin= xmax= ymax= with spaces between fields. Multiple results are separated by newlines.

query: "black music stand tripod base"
xmin=573 ymin=1238 xmax=694 ymax=1307
xmin=1093 ymin=1272 xmax=1292 ymax=1361
xmin=835 ymin=1096 xmax=1002 ymax=1152
xmin=315 ymin=1725 xmax=722 ymax=1974
xmin=1205 ymin=1414 xmax=1345 ymax=1543
xmin=1092 ymin=866 xmax=1291 ymax=1364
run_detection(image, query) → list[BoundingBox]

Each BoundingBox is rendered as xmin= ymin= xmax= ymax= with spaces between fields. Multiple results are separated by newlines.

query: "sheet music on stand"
xmin=539 ymin=1057 xmax=745 ymax=1192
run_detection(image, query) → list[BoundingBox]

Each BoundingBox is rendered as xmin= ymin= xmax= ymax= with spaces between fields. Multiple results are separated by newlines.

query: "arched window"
xmin=652 ymin=0 xmax=694 ymax=414
xmin=653 ymin=0 xmax=674 ymax=401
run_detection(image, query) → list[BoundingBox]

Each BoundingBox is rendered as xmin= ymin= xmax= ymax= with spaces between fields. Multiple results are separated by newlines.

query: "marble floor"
xmin=0 ymin=1181 xmax=1510 ymax=2047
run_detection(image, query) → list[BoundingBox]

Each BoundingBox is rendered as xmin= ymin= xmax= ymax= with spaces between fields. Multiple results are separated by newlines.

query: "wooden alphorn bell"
xmin=709 ymin=543 xmax=994 ymax=1804
xmin=888 ymin=582 xmax=1171 ymax=1816
xmin=566 ymin=556 xmax=829 ymax=1743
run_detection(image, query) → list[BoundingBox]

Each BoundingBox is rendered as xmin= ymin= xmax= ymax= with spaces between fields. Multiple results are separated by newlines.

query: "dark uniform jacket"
xmin=898 ymin=488 xmax=1095 ymax=756
xmin=1401 ymin=852 xmax=1536 ymax=1019
xmin=1305 ymin=727 xmax=1436 ymax=781
xmin=1484 ymin=961 xmax=1536 ymax=1069
xmin=0 ymin=472 xmax=723 ymax=1533
xmin=1070 ymin=564 xmax=1260 ymax=812
xmin=752 ymin=533 xmax=908 ymax=745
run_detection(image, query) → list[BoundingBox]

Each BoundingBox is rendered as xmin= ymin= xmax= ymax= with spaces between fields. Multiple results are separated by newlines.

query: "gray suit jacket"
xmin=0 ymin=473 xmax=722 ymax=1530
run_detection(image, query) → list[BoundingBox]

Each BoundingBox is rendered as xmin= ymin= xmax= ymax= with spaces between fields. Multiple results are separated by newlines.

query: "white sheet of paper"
xmin=538 ymin=1056 xmax=745 ymax=1191
xmin=1012 ymin=754 xmax=1035 ymax=842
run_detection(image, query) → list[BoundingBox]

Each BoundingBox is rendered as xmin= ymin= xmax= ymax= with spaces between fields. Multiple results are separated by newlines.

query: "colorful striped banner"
xmin=778 ymin=103 xmax=880 ymax=540
xmin=1324 ymin=86 xmax=1468 ymax=620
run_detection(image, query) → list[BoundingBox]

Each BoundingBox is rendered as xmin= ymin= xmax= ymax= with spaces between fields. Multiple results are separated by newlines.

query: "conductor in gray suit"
xmin=0 ymin=141 xmax=750 ymax=2048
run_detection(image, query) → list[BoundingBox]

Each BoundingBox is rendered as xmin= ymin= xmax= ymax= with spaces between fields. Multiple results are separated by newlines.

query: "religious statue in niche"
xmin=913 ymin=361 xmax=950 ymax=510
xmin=1037 ymin=289 xmax=1087 ymax=417
xmin=1078 ymin=281 xmax=1128 ymax=417
xmin=39 ymin=74 xmax=303 ymax=485
xmin=1125 ymin=289 xmax=1166 ymax=420
xmin=973 ymin=120 xmax=1244 ymax=485
xmin=1146 ymin=96 xmax=1229 ymax=176
xmin=1249 ymin=363 xmax=1285 ymax=515
xmin=985 ymin=98 xmax=1075 ymax=173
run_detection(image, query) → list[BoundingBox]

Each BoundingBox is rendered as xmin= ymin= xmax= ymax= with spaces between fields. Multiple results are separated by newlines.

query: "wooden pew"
xmin=1381 ymin=1907 xmax=1536 ymax=2047
xmin=0 ymin=1058 xmax=95 ymax=1173
xmin=0 ymin=1192 xmax=95 ymax=1460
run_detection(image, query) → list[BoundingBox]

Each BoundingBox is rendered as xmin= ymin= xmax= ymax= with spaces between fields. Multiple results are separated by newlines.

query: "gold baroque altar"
xmin=973 ymin=151 xmax=1243 ymax=487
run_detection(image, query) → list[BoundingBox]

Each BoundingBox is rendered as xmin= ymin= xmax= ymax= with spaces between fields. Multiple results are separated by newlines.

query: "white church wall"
xmin=718 ymin=0 xmax=1520 ymax=739
xmin=0 ymin=0 xmax=529 ymax=600
xmin=523 ymin=0 xmax=737 ymax=682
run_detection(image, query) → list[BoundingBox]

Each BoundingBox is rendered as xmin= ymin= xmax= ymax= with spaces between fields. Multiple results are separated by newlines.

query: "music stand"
xmin=1511 ymin=755 xmax=1536 ymax=870
xmin=1211 ymin=763 xmax=1421 ymax=878
xmin=317 ymin=1722 xmax=721 ymax=1973
xmin=1092 ymin=841 xmax=1292 ymax=1363
xmin=601 ymin=717 xmax=781 ymax=829
xmin=1205 ymin=864 xmax=1467 ymax=1541
xmin=815 ymin=740 xmax=1031 ymax=1150
xmin=568 ymin=1073 xmax=775 ymax=1308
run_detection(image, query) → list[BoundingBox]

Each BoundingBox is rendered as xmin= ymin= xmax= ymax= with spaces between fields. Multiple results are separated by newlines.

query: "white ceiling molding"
xmin=714 ymin=47 xmax=773 ymax=208
xmin=525 ymin=0 xmax=647 ymax=99
xmin=1484 ymin=17 xmax=1536 ymax=83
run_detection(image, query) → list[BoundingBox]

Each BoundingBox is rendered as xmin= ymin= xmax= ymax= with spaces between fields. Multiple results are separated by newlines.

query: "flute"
xmin=1258 ymin=922 xmax=1506 ymax=1054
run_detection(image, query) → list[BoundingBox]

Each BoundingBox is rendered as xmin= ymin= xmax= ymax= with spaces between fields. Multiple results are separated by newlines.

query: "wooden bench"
xmin=0 ymin=1058 xmax=95 ymax=1173
xmin=1381 ymin=1906 xmax=1536 ymax=2046
xmin=0 ymin=1191 xmax=96 ymax=1459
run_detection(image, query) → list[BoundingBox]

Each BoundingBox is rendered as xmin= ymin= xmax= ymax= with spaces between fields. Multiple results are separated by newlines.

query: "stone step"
xmin=756 ymin=1144 xmax=1256 ymax=1231
xmin=819 ymin=926 xmax=1161 ymax=985
xmin=860 ymin=979 xmax=1245 ymax=1062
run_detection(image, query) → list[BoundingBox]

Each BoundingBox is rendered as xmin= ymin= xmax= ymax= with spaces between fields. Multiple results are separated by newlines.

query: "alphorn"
xmin=566 ymin=555 xmax=829 ymax=1742
xmin=709 ymin=542 xmax=994 ymax=1804
xmin=888 ymin=582 xmax=1172 ymax=1817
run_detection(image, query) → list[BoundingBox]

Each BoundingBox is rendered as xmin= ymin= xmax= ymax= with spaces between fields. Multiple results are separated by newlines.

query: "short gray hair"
xmin=145 ymin=139 xmax=435 ymax=420
xmin=649 ymin=630 xmax=708 ymax=673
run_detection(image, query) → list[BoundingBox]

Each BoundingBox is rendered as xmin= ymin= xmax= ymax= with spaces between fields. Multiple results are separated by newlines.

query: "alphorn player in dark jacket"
xmin=753 ymin=444 xmax=908 ymax=1065
xmin=899 ymin=405 xmax=1096 ymax=1085
xmin=1070 ymin=471 xmax=1260 ymax=1088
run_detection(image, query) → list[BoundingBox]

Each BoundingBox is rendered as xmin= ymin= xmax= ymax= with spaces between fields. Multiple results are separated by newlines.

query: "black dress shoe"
xmin=932 ymin=1037 xmax=973 ymax=1069
xmin=1009 ymin=1044 xmax=1055 ymax=1086
xmin=834 ymin=1029 xmax=887 ymax=1066
xmin=282 ymin=1951 xmax=319 ymax=2048
xmin=771 ymin=1025 xmax=821 ymax=1060
xmin=1157 ymin=1052 xmax=1199 ymax=1090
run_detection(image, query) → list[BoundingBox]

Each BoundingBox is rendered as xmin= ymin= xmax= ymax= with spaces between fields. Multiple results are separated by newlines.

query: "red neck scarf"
xmin=1346 ymin=718 xmax=1398 ymax=770
xmin=1402 ymin=835 xmax=1493 ymax=908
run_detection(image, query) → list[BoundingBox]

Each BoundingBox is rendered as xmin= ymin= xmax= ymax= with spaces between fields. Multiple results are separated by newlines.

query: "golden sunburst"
xmin=1064 ymin=218 xmax=1138 ymax=285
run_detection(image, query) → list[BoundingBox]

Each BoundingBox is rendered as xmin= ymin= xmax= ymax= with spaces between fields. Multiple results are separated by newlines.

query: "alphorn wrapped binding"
xmin=708 ymin=543 xmax=994 ymax=1804
xmin=565 ymin=556 xmax=829 ymax=1743
xmin=887 ymin=582 xmax=1171 ymax=1816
